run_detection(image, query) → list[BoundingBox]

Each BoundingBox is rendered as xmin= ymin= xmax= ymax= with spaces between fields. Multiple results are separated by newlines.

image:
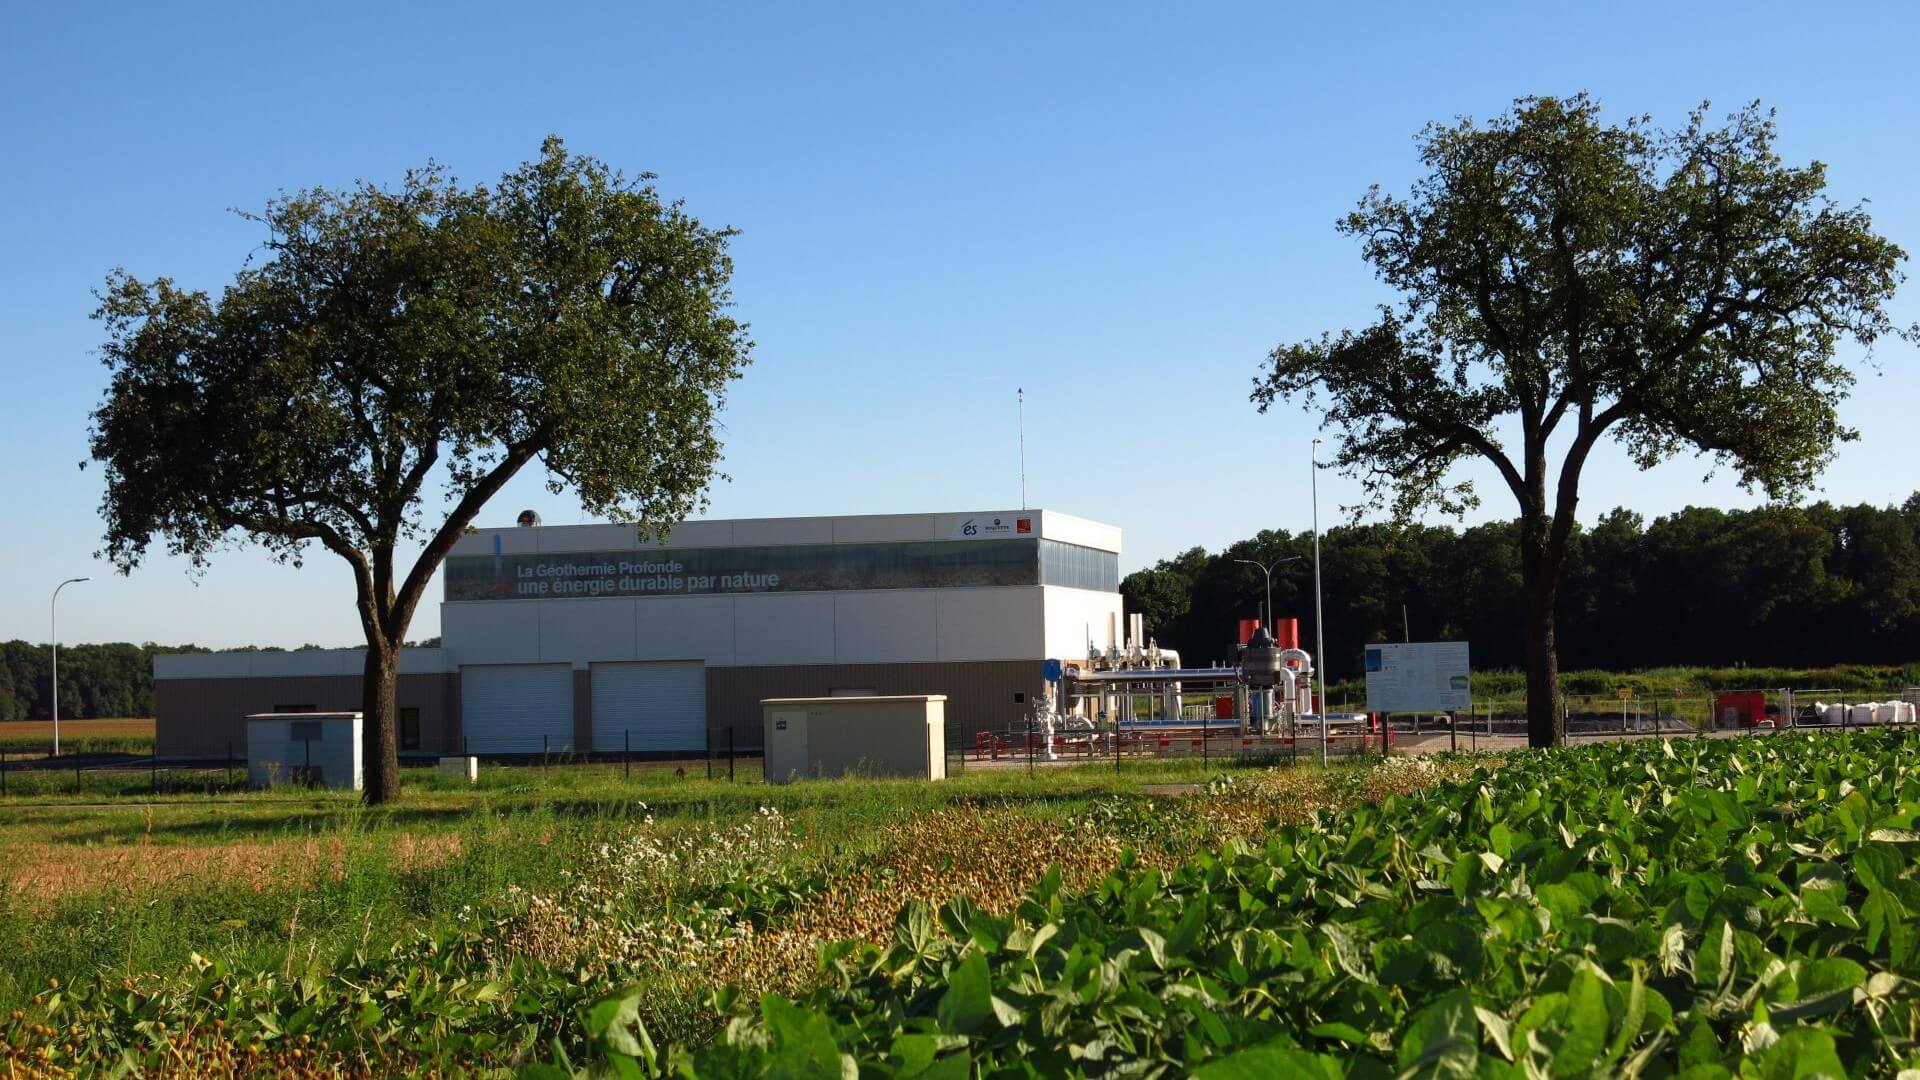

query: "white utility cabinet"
xmin=761 ymin=695 xmax=946 ymax=784
xmin=244 ymin=712 xmax=363 ymax=790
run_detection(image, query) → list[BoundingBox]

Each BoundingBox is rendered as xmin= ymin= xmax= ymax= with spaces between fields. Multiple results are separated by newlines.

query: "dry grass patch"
xmin=3 ymin=834 xmax=462 ymax=907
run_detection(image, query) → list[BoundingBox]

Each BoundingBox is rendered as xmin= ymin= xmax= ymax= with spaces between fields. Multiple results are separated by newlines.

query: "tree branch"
xmin=390 ymin=431 xmax=549 ymax=637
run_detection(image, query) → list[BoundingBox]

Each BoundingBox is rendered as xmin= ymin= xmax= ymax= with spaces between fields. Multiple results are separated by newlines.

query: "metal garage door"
xmin=591 ymin=661 xmax=706 ymax=752
xmin=460 ymin=664 xmax=574 ymax=754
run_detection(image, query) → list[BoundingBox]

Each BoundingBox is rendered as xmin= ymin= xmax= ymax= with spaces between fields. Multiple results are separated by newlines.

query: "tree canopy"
xmin=88 ymin=138 xmax=753 ymax=799
xmin=1122 ymin=496 xmax=1920 ymax=683
xmin=1254 ymin=95 xmax=1911 ymax=744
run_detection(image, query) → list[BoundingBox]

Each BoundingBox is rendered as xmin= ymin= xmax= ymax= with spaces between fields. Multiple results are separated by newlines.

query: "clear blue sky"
xmin=2 ymin=0 xmax=1915 ymax=648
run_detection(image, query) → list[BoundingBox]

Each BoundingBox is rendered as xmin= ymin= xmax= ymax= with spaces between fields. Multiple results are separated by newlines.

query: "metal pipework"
xmin=1063 ymin=667 xmax=1241 ymax=685
xmin=1239 ymin=625 xmax=1287 ymax=688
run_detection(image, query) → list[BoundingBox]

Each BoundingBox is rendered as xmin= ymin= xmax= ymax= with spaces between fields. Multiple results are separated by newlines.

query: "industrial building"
xmin=153 ymin=509 xmax=1123 ymax=759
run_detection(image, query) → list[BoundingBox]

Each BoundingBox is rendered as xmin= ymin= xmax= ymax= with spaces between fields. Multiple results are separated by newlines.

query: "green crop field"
xmin=3 ymin=731 xmax=1917 ymax=1076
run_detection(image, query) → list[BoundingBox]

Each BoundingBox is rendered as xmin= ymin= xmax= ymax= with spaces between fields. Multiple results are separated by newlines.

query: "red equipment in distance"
xmin=1237 ymin=618 xmax=1300 ymax=650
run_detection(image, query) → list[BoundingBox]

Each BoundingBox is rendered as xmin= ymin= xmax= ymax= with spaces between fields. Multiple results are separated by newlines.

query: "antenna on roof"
xmin=1018 ymin=388 xmax=1027 ymax=511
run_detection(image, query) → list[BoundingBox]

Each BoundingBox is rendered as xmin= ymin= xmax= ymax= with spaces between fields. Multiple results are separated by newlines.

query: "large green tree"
xmin=1118 ymin=567 xmax=1192 ymax=643
xmin=88 ymin=139 xmax=753 ymax=801
xmin=1254 ymin=95 xmax=1910 ymax=745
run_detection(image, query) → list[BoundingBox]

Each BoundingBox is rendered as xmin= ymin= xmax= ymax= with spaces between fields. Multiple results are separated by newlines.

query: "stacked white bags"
xmin=1798 ymin=700 xmax=1911 ymax=725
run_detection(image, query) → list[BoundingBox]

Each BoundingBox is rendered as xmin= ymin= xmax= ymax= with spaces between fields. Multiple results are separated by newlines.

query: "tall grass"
xmin=0 ymin=759 xmax=1234 ymax=1014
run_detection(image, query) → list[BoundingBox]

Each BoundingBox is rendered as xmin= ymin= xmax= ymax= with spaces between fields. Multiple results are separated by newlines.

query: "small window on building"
xmin=273 ymin=704 xmax=317 ymax=713
xmin=829 ymin=688 xmax=877 ymax=697
xmin=1013 ymin=691 xmax=1027 ymax=704
xmin=400 ymin=707 xmax=421 ymax=751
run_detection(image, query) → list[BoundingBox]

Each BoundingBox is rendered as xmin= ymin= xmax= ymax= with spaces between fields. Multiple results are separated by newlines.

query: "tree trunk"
xmin=1519 ymin=512 xmax=1567 ymax=748
xmin=1523 ymin=580 xmax=1564 ymax=747
xmin=361 ymin=639 xmax=402 ymax=803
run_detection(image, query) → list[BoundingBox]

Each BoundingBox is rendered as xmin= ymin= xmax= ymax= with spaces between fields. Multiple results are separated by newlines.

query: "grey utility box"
xmin=761 ymin=695 xmax=947 ymax=784
xmin=245 ymin=712 xmax=363 ymax=790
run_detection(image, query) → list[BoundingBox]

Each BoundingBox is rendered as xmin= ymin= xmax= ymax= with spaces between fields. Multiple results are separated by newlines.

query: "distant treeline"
xmin=0 ymin=642 xmax=201 ymax=721
xmin=1122 ymin=497 xmax=1920 ymax=682
xmin=0 ymin=638 xmax=442 ymax=721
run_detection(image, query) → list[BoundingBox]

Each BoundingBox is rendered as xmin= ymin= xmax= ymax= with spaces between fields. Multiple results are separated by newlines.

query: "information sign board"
xmin=1363 ymin=641 xmax=1472 ymax=713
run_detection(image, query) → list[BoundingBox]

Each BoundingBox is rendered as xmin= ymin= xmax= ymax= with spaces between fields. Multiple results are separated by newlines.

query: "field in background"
xmin=0 ymin=716 xmax=154 ymax=759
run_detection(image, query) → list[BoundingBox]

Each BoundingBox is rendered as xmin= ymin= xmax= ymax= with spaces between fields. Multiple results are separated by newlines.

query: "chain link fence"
xmin=702 ymin=726 xmax=765 ymax=783
xmin=1388 ymin=686 xmax=1920 ymax=748
xmin=942 ymin=713 xmax=1390 ymax=772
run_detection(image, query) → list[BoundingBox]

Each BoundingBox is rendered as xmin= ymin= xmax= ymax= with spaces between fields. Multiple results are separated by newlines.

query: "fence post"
xmin=706 ymin=726 xmax=714 ymax=781
xmin=151 ymin=753 xmax=158 ymax=796
xmin=624 ymin=729 xmax=631 ymax=781
xmin=727 ymin=727 xmax=735 ymax=782
xmin=227 ymin=741 xmax=234 ymax=786
xmin=1449 ymin=712 xmax=1457 ymax=753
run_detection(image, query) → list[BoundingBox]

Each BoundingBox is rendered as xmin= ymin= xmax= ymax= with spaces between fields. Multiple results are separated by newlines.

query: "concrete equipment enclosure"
xmin=245 ymin=711 xmax=363 ymax=790
xmin=762 ymin=695 xmax=947 ymax=783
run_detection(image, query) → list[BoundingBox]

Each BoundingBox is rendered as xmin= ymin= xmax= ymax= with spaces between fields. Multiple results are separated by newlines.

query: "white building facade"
xmin=154 ymin=509 xmax=1123 ymax=758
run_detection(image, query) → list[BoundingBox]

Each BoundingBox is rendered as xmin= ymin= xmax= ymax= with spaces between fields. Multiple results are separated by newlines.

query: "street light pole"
xmin=1234 ymin=554 xmax=1303 ymax=736
xmin=1232 ymin=555 xmax=1303 ymax=637
xmin=51 ymin=577 xmax=90 ymax=758
xmin=1311 ymin=439 xmax=1327 ymax=766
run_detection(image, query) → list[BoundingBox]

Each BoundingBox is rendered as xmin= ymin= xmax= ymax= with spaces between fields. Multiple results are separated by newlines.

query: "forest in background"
xmin=1122 ymin=497 xmax=1920 ymax=681
xmin=9 ymin=497 xmax=1918 ymax=718
xmin=0 ymin=638 xmax=441 ymax=721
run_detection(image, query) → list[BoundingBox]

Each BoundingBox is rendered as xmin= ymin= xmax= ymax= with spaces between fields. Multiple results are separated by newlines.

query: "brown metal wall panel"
xmin=706 ymin=660 xmax=1035 ymax=744
xmin=154 ymin=673 xmax=454 ymax=760
xmin=572 ymin=669 xmax=593 ymax=751
xmin=446 ymin=672 xmax=462 ymax=751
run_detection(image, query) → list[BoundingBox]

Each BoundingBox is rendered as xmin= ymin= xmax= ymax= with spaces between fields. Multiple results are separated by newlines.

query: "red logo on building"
xmin=1016 ymin=517 xmax=1032 ymax=534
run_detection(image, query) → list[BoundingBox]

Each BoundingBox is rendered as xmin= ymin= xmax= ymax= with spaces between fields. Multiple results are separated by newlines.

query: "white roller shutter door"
xmin=461 ymin=664 xmax=574 ymax=754
xmin=591 ymin=661 xmax=706 ymax=752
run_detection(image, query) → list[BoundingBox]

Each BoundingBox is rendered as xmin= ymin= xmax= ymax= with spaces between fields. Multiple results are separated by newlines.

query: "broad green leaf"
xmin=1397 ymin=988 xmax=1479 ymax=1077
xmin=1193 ymin=1045 xmax=1344 ymax=1079
xmin=1490 ymin=823 xmax=1514 ymax=860
xmin=1553 ymin=970 xmax=1612 ymax=1074
xmin=1309 ymin=1021 xmax=1372 ymax=1046
xmin=1742 ymin=1026 xmax=1846 ymax=1080
xmin=936 ymin=951 xmax=994 ymax=1034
